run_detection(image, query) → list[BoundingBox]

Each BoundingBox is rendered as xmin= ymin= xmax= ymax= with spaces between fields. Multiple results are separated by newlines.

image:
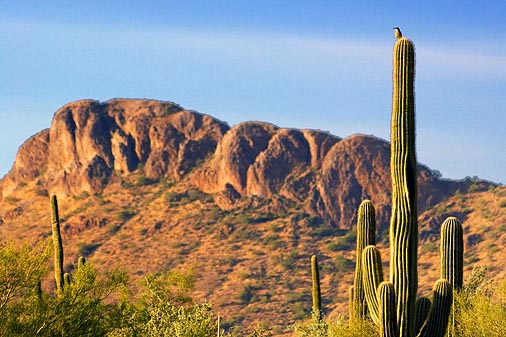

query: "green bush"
xmin=452 ymin=267 xmax=506 ymax=337
xmin=0 ymin=243 xmax=128 ymax=336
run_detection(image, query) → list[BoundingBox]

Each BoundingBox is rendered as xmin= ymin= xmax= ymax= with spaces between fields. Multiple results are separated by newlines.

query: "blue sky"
xmin=1 ymin=1 xmax=505 ymax=183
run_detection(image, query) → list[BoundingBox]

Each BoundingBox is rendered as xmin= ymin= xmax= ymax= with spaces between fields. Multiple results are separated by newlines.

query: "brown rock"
xmin=317 ymin=134 xmax=392 ymax=230
xmin=2 ymin=129 xmax=49 ymax=197
xmin=192 ymin=121 xmax=278 ymax=195
xmin=2 ymin=99 xmax=229 ymax=198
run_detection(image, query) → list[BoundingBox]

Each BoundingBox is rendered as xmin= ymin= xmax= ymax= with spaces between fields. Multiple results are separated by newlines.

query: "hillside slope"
xmin=0 ymin=99 xmax=503 ymax=334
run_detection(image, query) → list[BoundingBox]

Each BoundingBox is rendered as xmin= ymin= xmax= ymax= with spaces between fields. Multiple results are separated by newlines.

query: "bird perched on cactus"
xmin=393 ymin=27 xmax=402 ymax=40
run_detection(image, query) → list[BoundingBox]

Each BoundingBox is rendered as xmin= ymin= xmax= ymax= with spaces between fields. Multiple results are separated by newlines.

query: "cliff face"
xmin=1 ymin=99 xmax=479 ymax=230
xmin=3 ymin=99 xmax=229 ymax=197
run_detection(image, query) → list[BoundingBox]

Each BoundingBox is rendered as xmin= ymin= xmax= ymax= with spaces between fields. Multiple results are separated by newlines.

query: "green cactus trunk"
xmin=51 ymin=195 xmax=65 ymax=294
xmin=311 ymin=255 xmax=322 ymax=320
xmin=440 ymin=217 xmax=463 ymax=290
xmin=352 ymin=200 xmax=376 ymax=320
xmin=390 ymin=37 xmax=417 ymax=337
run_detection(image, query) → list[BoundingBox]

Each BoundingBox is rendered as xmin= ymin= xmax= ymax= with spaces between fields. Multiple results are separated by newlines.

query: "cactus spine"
xmin=390 ymin=37 xmax=417 ymax=337
xmin=51 ymin=195 xmax=65 ymax=294
xmin=440 ymin=217 xmax=463 ymax=290
xmin=351 ymin=200 xmax=376 ymax=321
xmin=311 ymin=255 xmax=322 ymax=320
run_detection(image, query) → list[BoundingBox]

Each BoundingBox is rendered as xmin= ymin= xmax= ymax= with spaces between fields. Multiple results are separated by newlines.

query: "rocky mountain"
xmin=0 ymin=99 xmax=504 ymax=335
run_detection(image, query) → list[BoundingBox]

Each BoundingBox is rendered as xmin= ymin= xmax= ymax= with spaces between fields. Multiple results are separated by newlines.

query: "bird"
xmin=393 ymin=27 xmax=402 ymax=40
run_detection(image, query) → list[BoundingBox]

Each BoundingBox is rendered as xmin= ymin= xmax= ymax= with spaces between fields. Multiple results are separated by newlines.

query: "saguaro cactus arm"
xmin=440 ymin=217 xmax=464 ymax=290
xmin=414 ymin=297 xmax=431 ymax=333
xmin=379 ymin=281 xmax=399 ymax=337
xmin=352 ymin=200 xmax=377 ymax=320
xmin=361 ymin=245 xmax=384 ymax=325
xmin=78 ymin=256 xmax=86 ymax=269
xmin=416 ymin=279 xmax=453 ymax=337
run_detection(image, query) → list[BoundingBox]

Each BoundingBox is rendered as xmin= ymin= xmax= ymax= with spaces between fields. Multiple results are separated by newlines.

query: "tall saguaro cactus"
xmin=390 ymin=36 xmax=418 ymax=337
xmin=358 ymin=35 xmax=455 ymax=337
xmin=351 ymin=200 xmax=376 ymax=321
xmin=51 ymin=195 xmax=65 ymax=293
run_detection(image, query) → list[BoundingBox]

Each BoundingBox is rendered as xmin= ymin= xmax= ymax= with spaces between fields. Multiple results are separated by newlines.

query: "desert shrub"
xmin=293 ymin=310 xmax=329 ymax=337
xmin=135 ymin=175 xmax=157 ymax=186
xmin=237 ymin=284 xmax=256 ymax=304
xmin=77 ymin=242 xmax=101 ymax=256
xmin=334 ymin=255 xmax=354 ymax=273
xmin=3 ymin=196 xmax=20 ymax=203
xmin=452 ymin=267 xmax=506 ymax=337
xmin=327 ymin=316 xmax=377 ymax=337
xmin=116 ymin=209 xmax=135 ymax=222
xmin=0 ymin=240 xmax=50 ymax=310
xmin=0 ymin=243 xmax=128 ymax=337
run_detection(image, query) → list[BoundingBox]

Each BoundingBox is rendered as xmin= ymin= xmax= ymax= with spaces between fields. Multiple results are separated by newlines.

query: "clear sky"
xmin=1 ymin=1 xmax=505 ymax=183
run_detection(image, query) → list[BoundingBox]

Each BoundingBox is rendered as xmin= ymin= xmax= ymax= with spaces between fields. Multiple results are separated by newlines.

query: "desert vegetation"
xmin=0 ymin=198 xmax=271 ymax=337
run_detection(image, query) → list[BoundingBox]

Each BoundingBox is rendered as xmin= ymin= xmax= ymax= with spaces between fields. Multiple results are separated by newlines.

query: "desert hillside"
xmin=0 ymin=99 xmax=504 ymax=334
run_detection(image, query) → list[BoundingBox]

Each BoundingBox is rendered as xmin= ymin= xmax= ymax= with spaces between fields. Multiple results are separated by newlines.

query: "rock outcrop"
xmin=3 ymin=99 xmax=229 ymax=197
xmin=2 ymin=130 xmax=50 ymax=196
xmin=2 ymin=98 xmax=485 ymax=230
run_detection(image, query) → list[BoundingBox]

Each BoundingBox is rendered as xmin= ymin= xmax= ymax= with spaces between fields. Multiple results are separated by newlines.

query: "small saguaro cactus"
xmin=51 ymin=195 xmax=65 ymax=294
xmin=311 ymin=255 xmax=322 ymax=320
xmin=351 ymin=200 xmax=376 ymax=321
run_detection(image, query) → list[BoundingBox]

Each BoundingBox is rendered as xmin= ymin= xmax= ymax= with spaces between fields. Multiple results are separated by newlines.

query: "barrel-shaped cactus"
xmin=51 ymin=195 xmax=65 ymax=294
xmin=351 ymin=200 xmax=376 ymax=320
xmin=311 ymin=255 xmax=322 ymax=320
xmin=440 ymin=217 xmax=464 ymax=290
